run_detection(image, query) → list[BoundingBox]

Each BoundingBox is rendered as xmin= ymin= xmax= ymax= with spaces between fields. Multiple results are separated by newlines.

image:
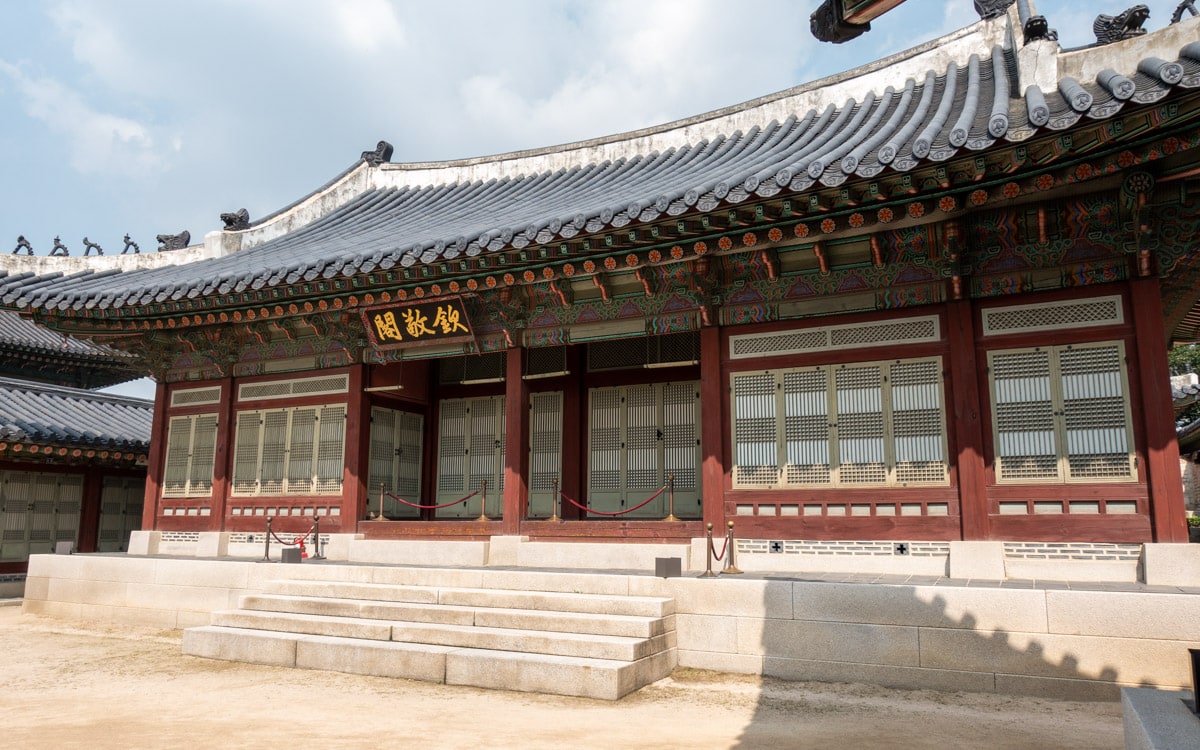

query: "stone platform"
xmin=185 ymin=574 xmax=677 ymax=699
xmin=21 ymin=545 xmax=1200 ymax=701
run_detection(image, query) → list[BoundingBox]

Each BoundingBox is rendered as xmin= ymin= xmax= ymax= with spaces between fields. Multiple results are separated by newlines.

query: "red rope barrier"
xmin=559 ymin=485 xmax=667 ymax=517
xmin=269 ymin=529 xmax=296 ymax=545
xmin=383 ymin=489 xmax=480 ymax=510
xmin=711 ymin=534 xmax=729 ymax=562
xmin=268 ymin=522 xmax=316 ymax=547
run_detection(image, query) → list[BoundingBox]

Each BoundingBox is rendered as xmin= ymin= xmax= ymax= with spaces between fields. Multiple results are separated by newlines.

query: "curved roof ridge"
xmin=373 ymin=20 xmax=998 ymax=187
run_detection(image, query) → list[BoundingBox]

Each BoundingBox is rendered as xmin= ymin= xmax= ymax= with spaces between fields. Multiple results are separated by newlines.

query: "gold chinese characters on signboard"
xmin=363 ymin=297 xmax=474 ymax=349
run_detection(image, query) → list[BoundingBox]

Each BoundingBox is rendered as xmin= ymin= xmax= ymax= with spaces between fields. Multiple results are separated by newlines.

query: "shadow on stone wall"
xmin=728 ymin=579 xmax=1187 ymax=747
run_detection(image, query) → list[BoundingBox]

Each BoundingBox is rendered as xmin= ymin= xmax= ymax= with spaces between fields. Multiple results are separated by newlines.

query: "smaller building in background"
xmin=1175 ymin=373 xmax=1200 ymax=509
xmin=0 ymin=311 xmax=151 ymax=583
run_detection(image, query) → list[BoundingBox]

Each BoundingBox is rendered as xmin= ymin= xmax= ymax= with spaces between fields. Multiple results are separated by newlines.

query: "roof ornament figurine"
xmin=974 ymin=0 xmax=1017 ymax=19
xmin=49 ymin=236 xmax=68 ymax=256
xmin=1094 ymin=5 xmax=1151 ymax=45
xmin=361 ymin=140 xmax=394 ymax=167
xmin=220 ymin=208 xmax=250 ymax=231
xmin=82 ymin=237 xmax=103 ymax=256
xmin=155 ymin=230 xmax=190 ymax=252
xmin=121 ymin=234 xmax=139 ymax=254
xmin=1017 ymin=0 xmax=1058 ymax=43
xmin=1172 ymin=0 xmax=1198 ymax=23
xmin=12 ymin=236 xmax=32 ymax=255
xmin=810 ymin=1 xmax=866 ymax=43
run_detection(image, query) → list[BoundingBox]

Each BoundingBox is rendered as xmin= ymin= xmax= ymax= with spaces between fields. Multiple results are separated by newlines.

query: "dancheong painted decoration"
xmin=1 ymin=3 xmax=1199 ymax=553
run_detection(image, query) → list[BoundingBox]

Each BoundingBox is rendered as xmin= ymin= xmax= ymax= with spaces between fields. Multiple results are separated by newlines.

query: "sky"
xmin=0 ymin=0 xmax=1189 ymax=401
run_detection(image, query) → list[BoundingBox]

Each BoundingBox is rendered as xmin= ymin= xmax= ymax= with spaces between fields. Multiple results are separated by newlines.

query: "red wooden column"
xmin=208 ymin=376 xmax=235 ymax=530
xmin=699 ymin=326 xmax=726 ymax=529
xmin=343 ymin=364 xmax=369 ymax=529
xmin=946 ymin=300 xmax=990 ymax=540
xmin=140 ymin=381 xmax=169 ymax=531
xmin=502 ymin=346 xmax=530 ymax=534
xmin=77 ymin=468 xmax=104 ymax=553
xmin=1129 ymin=278 xmax=1187 ymax=542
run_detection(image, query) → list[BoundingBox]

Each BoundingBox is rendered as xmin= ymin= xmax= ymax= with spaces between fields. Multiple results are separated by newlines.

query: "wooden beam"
xmin=1129 ymin=278 xmax=1188 ymax=542
xmin=946 ymin=300 xmax=989 ymax=540
xmin=140 ymin=381 xmax=170 ymax=532
xmin=700 ymin=326 xmax=726 ymax=529
xmin=503 ymin=347 xmax=530 ymax=534
xmin=76 ymin=468 xmax=103 ymax=553
xmin=209 ymin=375 xmax=235 ymax=529
xmin=870 ymin=234 xmax=885 ymax=267
xmin=813 ymin=242 xmax=830 ymax=274
xmin=343 ymin=364 xmax=369 ymax=530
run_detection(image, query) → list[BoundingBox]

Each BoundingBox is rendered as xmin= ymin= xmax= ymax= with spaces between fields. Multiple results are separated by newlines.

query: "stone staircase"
xmin=182 ymin=572 xmax=678 ymax=700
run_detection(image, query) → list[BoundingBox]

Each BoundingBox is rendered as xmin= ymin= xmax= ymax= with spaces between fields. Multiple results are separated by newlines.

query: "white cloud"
xmin=0 ymin=60 xmax=165 ymax=177
xmin=332 ymin=0 xmax=406 ymax=54
xmin=452 ymin=0 xmax=813 ymax=151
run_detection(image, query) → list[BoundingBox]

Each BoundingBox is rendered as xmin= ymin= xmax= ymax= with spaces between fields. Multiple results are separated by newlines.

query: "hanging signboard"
xmin=362 ymin=296 xmax=475 ymax=350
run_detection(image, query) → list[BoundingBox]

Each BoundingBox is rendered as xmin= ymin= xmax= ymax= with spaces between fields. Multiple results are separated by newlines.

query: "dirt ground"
xmin=0 ymin=604 xmax=1124 ymax=749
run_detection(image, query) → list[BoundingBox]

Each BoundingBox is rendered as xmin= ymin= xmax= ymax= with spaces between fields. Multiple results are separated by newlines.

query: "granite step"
xmin=241 ymin=593 xmax=672 ymax=638
xmin=184 ymin=574 xmax=679 ymax=700
xmin=263 ymin=579 xmax=674 ymax=618
xmin=183 ymin=625 xmax=676 ymax=700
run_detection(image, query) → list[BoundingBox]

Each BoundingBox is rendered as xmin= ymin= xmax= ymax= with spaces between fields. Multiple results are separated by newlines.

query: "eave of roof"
xmin=0 ymin=376 xmax=153 ymax=451
xmin=0 ymin=12 xmax=1198 ymax=318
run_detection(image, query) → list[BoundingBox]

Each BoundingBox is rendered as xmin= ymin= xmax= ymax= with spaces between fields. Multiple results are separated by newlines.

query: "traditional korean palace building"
xmin=4 ymin=4 xmax=1200 ymax=559
xmin=0 ymin=311 xmax=151 ymax=578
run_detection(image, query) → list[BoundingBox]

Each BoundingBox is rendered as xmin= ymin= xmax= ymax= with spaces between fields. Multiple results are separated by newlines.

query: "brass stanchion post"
xmin=722 ymin=521 xmax=743 ymax=574
xmin=262 ymin=517 xmax=272 ymax=562
xmin=549 ymin=479 xmax=561 ymax=523
xmin=311 ymin=515 xmax=324 ymax=560
xmin=476 ymin=480 xmax=490 ymax=522
xmin=699 ymin=523 xmax=718 ymax=578
xmin=376 ymin=483 xmax=386 ymax=521
xmin=663 ymin=474 xmax=679 ymax=522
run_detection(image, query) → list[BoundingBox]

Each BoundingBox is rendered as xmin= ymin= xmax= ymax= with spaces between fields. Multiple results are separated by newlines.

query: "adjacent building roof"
xmin=0 ymin=11 xmax=1197 ymax=318
xmin=0 ymin=310 xmax=141 ymax=388
xmin=1176 ymin=375 xmax=1200 ymax=411
xmin=0 ymin=376 xmax=152 ymax=451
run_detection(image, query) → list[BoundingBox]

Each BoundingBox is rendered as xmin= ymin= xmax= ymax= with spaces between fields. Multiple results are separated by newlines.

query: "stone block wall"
xmin=22 ymin=554 xmax=1200 ymax=700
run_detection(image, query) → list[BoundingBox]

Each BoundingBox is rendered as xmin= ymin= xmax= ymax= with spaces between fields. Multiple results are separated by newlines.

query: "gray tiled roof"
xmin=0 ymin=35 xmax=1197 ymax=314
xmin=0 ymin=310 xmax=133 ymax=359
xmin=1176 ymin=380 xmax=1200 ymax=409
xmin=0 ymin=377 xmax=152 ymax=450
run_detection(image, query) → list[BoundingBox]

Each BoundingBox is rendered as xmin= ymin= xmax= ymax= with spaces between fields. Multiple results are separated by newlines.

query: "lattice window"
xmin=990 ymin=341 xmax=1135 ymax=483
xmin=528 ymin=391 xmax=563 ymax=518
xmin=230 ymin=404 xmax=347 ymax=495
xmin=733 ymin=372 xmax=778 ymax=486
xmin=0 ymin=471 xmax=84 ymax=561
xmin=435 ymin=395 xmax=505 ymax=517
xmin=526 ymin=347 xmax=568 ymax=378
xmin=891 ymin=360 xmax=949 ymax=484
xmin=981 ymin=296 xmax=1123 ymax=336
xmin=162 ymin=414 xmax=219 ymax=498
xmin=439 ymin=353 xmax=506 ymax=384
xmin=587 ymin=332 xmax=700 ymax=371
xmin=784 ymin=369 xmax=831 ymax=485
xmin=170 ymin=386 xmax=221 ymax=408
xmin=97 ymin=476 xmax=144 ymax=552
xmin=730 ymin=357 xmax=949 ymax=488
xmin=369 ymin=406 xmax=424 ymax=518
xmin=835 ymin=365 xmax=887 ymax=484
xmin=587 ymin=382 xmax=701 ymax=517
xmin=730 ymin=316 xmax=940 ymax=359
xmin=237 ymin=374 xmax=349 ymax=401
